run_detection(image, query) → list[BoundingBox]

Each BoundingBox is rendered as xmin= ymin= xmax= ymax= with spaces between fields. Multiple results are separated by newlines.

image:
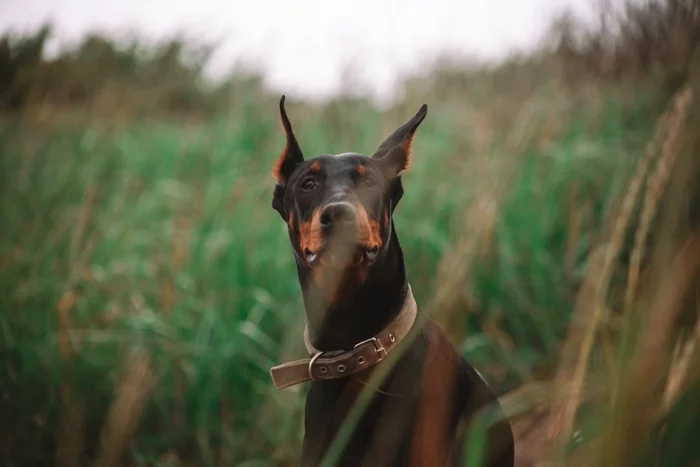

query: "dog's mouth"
xmin=304 ymin=244 xmax=379 ymax=267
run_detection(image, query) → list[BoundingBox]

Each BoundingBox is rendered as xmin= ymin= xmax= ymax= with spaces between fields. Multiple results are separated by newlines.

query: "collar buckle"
xmin=307 ymin=351 xmax=325 ymax=381
xmin=354 ymin=336 xmax=387 ymax=360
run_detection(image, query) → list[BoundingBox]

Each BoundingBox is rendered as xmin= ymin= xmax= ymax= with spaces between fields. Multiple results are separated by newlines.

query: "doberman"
xmin=269 ymin=96 xmax=515 ymax=467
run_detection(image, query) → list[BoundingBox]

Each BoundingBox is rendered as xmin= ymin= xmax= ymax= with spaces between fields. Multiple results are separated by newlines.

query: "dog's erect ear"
xmin=273 ymin=95 xmax=304 ymax=185
xmin=371 ymin=104 xmax=427 ymax=178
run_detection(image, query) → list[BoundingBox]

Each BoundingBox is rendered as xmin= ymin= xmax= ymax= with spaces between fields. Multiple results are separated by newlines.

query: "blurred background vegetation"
xmin=1 ymin=0 xmax=700 ymax=465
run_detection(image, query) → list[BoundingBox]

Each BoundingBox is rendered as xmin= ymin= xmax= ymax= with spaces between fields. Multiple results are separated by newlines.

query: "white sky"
xmin=0 ymin=0 xmax=596 ymax=102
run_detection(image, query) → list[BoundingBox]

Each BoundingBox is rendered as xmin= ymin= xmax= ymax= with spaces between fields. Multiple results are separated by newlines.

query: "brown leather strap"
xmin=270 ymin=285 xmax=418 ymax=390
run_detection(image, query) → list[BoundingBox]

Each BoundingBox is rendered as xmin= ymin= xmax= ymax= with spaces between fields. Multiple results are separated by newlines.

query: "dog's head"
xmin=271 ymin=96 xmax=427 ymax=294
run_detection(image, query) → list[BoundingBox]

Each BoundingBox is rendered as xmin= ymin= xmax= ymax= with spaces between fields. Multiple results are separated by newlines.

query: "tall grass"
xmin=3 ymin=2 xmax=700 ymax=463
xmin=0 ymin=79 xmax=663 ymax=465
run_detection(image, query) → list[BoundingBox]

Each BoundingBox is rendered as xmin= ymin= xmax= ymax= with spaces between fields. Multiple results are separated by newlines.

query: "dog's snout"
xmin=320 ymin=202 xmax=357 ymax=233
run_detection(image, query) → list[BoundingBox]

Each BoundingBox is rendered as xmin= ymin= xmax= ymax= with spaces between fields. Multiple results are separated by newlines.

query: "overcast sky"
xmin=0 ymin=0 xmax=596 ymax=102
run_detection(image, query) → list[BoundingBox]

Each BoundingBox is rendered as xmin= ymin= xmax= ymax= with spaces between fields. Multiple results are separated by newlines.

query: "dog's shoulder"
xmin=414 ymin=318 xmax=515 ymax=467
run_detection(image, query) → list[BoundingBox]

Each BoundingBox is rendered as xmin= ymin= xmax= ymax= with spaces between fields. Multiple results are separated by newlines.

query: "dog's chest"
xmin=301 ymin=338 xmax=441 ymax=467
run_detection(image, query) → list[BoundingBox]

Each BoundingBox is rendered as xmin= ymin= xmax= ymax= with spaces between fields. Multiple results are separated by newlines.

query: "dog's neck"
xmin=297 ymin=224 xmax=408 ymax=351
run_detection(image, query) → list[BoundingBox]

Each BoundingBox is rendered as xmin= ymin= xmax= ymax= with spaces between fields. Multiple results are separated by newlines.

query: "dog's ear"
xmin=371 ymin=104 xmax=427 ymax=179
xmin=273 ymin=95 xmax=304 ymax=185
xmin=272 ymin=183 xmax=286 ymax=219
xmin=272 ymin=95 xmax=304 ymax=218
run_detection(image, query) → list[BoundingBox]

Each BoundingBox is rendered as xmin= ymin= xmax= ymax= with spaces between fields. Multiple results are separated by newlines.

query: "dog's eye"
xmin=301 ymin=178 xmax=317 ymax=191
xmin=362 ymin=177 xmax=377 ymax=189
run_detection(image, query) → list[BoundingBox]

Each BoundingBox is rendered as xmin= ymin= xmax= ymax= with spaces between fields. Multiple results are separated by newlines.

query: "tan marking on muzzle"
xmin=305 ymin=203 xmax=382 ymax=305
xmin=355 ymin=205 xmax=382 ymax=251
xmin=299 ymin=208 xmax=323 ymax=262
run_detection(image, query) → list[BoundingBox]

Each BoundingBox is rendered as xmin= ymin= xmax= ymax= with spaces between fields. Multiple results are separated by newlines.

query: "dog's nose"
xmin=320 ymin=202 xmax=357 ymax=233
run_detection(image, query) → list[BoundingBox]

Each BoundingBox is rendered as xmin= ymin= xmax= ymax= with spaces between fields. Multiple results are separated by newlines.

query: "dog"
xmin=269 ymin=96 xmax=515 ymax=467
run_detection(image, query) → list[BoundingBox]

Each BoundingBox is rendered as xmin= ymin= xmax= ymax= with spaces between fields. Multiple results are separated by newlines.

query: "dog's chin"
xmin=304 ymin=244 xmax=379 ymax=268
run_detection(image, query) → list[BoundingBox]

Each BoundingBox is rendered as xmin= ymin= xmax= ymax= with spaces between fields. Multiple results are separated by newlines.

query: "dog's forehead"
xmin=332 ymin=152 xmax=366 ymax=159
xmin=312 ymin=153 xmax=372 ymax=170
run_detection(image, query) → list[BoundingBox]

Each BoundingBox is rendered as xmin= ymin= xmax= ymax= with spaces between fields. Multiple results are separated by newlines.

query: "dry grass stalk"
xmin=218 ymin=395 xmax=234 ymax=467
xmin=162 ymin=216 xmax=191 ymax=315
xmin=55 ymin=289 xmax=86 ymax=467
xmin=57 ymin=290 xmax=79 ymax=359
xmin=546 ymin=86 xmax=685 ymax=450
xmin=671 ymin=312 xmax=700 ymax=403
xmin=55 ymin=181 xmax=103 ymax=466
xmin=625 ymin=86 xmax=694 ymax=309
xmin=55 ymin=396 xmax=88 ymax=467
xmin=501 ymin=381 xmax=553 ymax=421
xmin=601 ymin=231 xmax=700 ymax=467
xmin=507 ymin=379 xmax=606 ymax=467
xmin=565 ymin=184 xmax=583 ymax=277
xmin=94 ymin=351 xmax=156 ymax=467
xmin=69 ymin=184 xmax=97 ymax=266
xmin=164 ymin=216 xmax=192 ymax=432
xmin=662 ymin=265 xmax=700 ymax=410
xmin=662 ymin=321 xmax=699 ymax=411
xmin=430 ymin=192 xmax=499 ymax=342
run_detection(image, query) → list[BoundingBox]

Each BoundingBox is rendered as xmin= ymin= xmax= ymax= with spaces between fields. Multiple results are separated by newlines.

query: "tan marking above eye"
xmin=311 ymin=162 xmax=321 ymax=173
xmin=357 ymin=165 xmax=366 ymax=176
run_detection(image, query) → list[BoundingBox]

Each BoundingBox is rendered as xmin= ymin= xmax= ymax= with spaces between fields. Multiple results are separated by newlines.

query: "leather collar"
xmin=269 ymin=285 xmax=418 ymax=390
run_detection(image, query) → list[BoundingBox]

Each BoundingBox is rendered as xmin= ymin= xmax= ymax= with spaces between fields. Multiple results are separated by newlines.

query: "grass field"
xmin=2 ymin=18 xmax=700 ymax=464
xmin=2 ymin=79 xmax=684 ymax=466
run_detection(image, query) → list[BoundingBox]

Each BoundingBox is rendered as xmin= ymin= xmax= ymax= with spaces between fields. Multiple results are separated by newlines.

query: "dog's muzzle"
xmin=319 ymin=201 xmax=357 ymax=236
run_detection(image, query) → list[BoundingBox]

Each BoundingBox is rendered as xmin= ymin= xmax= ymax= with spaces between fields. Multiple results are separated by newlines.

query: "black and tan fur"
xmin=271 ymin=96 xmax=514 ymax=467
